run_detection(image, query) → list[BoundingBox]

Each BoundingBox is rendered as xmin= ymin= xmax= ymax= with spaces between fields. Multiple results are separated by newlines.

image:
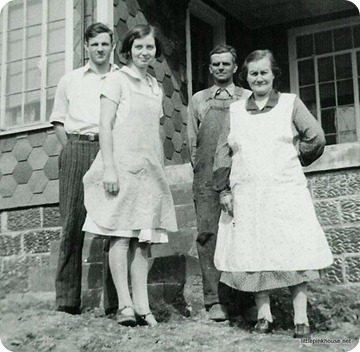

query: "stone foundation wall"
xmin=1 ymin=164 xmax=360 ymax=296
xmin=308 ymin=167 xmax=360 ymax=284
xmin=0 ymin=206 xmax=61 ymax=294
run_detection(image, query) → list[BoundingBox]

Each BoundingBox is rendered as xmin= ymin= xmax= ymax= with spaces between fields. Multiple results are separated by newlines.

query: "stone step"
xmin=29 ymin=254 xmax=201 ymax=293
xmin=50 ymin=226 xmax=198 ymax=266
xmin=49 ymin=235 xmax=104 ymax=266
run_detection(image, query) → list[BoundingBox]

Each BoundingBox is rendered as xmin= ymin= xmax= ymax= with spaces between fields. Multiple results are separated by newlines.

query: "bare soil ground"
xmin=0 ymin=277 xmax=359 ymax=352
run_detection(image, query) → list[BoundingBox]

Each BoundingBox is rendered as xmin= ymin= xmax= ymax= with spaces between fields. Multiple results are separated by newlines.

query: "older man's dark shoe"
xmin=56 ymin=306 xmax=81 ymax=315
xmin=293 ymin=324 xmax=311 ymax=338
xmin=254 ymin=318 xmax=273 ymax=333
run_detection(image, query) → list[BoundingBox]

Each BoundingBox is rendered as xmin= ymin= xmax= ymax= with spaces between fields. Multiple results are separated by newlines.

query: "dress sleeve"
xmin=101 ymin=71 xmax=123 ymax=104
xmin=187 ymin=95 xmax=199 ymax=167
xmin=213 ymin=110 xmax=232 ymax=196
xmin=292 ymin=96 xmax=326 ymax=166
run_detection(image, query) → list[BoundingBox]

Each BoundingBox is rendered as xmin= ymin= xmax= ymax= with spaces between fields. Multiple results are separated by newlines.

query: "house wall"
xmin=0 ymin=0 xmax=360 ymax=296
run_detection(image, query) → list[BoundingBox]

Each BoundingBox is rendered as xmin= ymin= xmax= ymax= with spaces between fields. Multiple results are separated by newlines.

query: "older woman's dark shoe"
xmin=293 ymin=324 xmax=311 ymax=338
xmin=254 ymin=318 xmax=273 ymax=333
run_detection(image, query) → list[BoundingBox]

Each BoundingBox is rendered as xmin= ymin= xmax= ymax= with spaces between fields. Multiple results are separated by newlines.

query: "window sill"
xmin=303 ymin=142 xmax=360 ymax=173
xmin=0 ymin=123 xmax=53 ymax=137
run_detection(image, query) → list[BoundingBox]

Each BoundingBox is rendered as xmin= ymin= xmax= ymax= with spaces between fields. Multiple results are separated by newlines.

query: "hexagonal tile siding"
xmin=0 ymin=129 xmax=63 ymax=210
xmin=114 ymin=0 xmax=190 ymax=165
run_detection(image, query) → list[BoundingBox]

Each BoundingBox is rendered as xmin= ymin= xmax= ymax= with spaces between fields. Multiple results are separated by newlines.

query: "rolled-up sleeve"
xmin=187 ymin=97 xmax=199 ymax=167
xmin=50 ymin=75 xmax=68 ymax=125
xmin=292 ymin=96 xmax=326 ymax=166
xmin=213 ymin=110 xmax=232 ymax=195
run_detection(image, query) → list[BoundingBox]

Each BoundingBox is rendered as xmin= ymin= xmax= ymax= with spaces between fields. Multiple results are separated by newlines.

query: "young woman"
xmin=213 ymin=49 xmax=333 ymax=338
xmin=82 ymin=25 xmax=178 ymax=327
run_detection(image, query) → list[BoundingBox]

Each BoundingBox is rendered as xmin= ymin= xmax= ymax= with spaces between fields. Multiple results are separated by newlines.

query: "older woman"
xmin=213 ymin=50 xmax=333 ymax=338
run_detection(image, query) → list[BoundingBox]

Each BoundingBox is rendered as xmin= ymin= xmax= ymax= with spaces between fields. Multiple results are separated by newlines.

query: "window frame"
xmin=0 ymin=0 xmax=73 ymax=135
xmin=288 ymin=16 xmax=360 ymax=172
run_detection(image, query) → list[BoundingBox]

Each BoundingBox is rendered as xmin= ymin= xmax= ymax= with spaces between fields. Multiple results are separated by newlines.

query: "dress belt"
xmin=67 ymin=133 xmax=99 ymax=142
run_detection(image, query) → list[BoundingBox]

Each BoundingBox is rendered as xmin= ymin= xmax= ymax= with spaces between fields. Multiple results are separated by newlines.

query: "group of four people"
xmin=51 ymin=22 xmax=333 ymax=337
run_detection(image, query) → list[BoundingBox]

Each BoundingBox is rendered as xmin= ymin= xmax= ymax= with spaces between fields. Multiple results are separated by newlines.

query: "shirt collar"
xmin=210 ymin=83 xmax=236 ymax=99
xmin=120 ymin=66 xmax=160 ymax=95
xmin=120 ymin=66 xmax=153 ymax=85
xmin=246 ymin=89 xmax=279 ymax=111
xmin=82 ymin=62 xmax=120 ymax=75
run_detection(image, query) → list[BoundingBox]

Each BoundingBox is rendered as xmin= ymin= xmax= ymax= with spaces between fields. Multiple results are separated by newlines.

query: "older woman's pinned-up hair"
xmin=239 ymin=49 xmax=282 ymax=89
xmin=120 ymin=24 xmax=163 ymax=61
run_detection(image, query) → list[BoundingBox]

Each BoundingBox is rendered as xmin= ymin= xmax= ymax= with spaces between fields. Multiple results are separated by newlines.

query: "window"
xmin=289 ymin=17 xmax=360 ymax=145
xmin=0 ymin=0 xmax=69 ymax=131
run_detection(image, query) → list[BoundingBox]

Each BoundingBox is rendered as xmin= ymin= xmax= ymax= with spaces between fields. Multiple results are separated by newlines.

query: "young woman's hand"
xmin=103 ymin=166 xmax=119 ymax=194
xmin=220 ymin=193 xmax=233 ymax=217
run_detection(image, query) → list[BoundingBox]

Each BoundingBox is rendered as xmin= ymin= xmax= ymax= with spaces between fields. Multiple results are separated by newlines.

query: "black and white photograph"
xmin=0 ymin=0 xmax=359 ymax=351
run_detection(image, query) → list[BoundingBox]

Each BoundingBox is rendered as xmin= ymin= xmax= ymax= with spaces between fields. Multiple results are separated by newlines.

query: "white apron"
xmin=215 ymin=93 xmax=333 ymax=272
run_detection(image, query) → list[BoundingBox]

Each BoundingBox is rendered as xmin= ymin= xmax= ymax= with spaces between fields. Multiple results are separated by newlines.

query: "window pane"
xmin=318 ymin=56 xmax=334 ymax=83
xmin=25 ymin=57 xmax=41 ymax=90
xmin=335 ymin=54 xmax=352 ymax=79
xmin=299 ymin=86 xmax=316 ymax=111
xmin=8 ymin=0 xmax=23 ymax=30
xmin=337 ymin=79 xmax=354 ymax=105
xmin=315 ymin=30 xmax=333 ymax=55
xmin=5 ymin=93 xmax=22 ymax=127
xmin=27 ymin=0 xmax=42 ymax=26
xmin=321 ymin=108 xmax=336 ymax=133
xmin=46 ymin=87 xmax=56 ymax=119
xmin=6 ymin=61 xmax=22 ymax=94
xmin=48 ymin=20 xmax=65 ymax=54
xmin=298 ymin=59 xmax=314 ymax=86
xmin=24 ymin=90 xmax=40 ymax=123
xmin=353 ymin=25 xmax=360 ymax=48
xmin=26 ymin=25 xmax=41 ymax=58
xmin=296 ymin=34 xmax=313 ymax=58
xmin=333 ymin=27 xmax=352 ymax=51
xmin=47 ymin=53 xmax=64 ymax=86
xmin=48 ymin=0 xmax=65 ymax=22
xmin=8 ymin=28 xmax=23 ymax=61
xmin=319 ymin=82 xmax=336 ymax=108
xmin=337 ymin=106 xmax=356 ymax=132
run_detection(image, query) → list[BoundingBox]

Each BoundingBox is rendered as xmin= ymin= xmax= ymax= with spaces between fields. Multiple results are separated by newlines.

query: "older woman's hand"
xmin=220 ymin=193 xmax=233 ymax=217
xmin=103 ymin=166 xmax=119 ymax=194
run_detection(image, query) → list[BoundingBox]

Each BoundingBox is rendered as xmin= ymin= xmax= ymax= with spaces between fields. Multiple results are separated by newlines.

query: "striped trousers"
xmin=55 ymin=139 xmax=118 ymax=310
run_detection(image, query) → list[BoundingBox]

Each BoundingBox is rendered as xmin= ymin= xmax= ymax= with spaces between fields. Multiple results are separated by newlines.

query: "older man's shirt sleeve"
xmin=187 ymin=95 xmax=200 ymax=167
xmin=213 ymin=110 xmax=232 ymax=196
xmin=293 ymin=96 xmax=326 ymax=166
xmin=50 ymin=75 xmax=68 ymax=125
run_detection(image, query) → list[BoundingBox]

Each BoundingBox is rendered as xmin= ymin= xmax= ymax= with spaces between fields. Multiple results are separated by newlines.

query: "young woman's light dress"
xmin=83 ymin=66 xmax=178 ymax=242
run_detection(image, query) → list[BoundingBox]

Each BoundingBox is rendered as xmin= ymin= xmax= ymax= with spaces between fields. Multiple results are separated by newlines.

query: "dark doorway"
xmin=190 ymin=14 xmax=214 ymax=94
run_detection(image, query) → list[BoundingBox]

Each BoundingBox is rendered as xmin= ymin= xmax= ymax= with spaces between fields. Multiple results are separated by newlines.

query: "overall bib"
xmin=193 ymin=87 xmax=243 ymax=307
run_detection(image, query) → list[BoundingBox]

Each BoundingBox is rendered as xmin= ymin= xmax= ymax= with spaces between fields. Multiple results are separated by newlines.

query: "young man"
xmin=51 ymin=22 xmax=118 ymax=315
xmin=187 ymin=44 xmax=252 ymax=321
